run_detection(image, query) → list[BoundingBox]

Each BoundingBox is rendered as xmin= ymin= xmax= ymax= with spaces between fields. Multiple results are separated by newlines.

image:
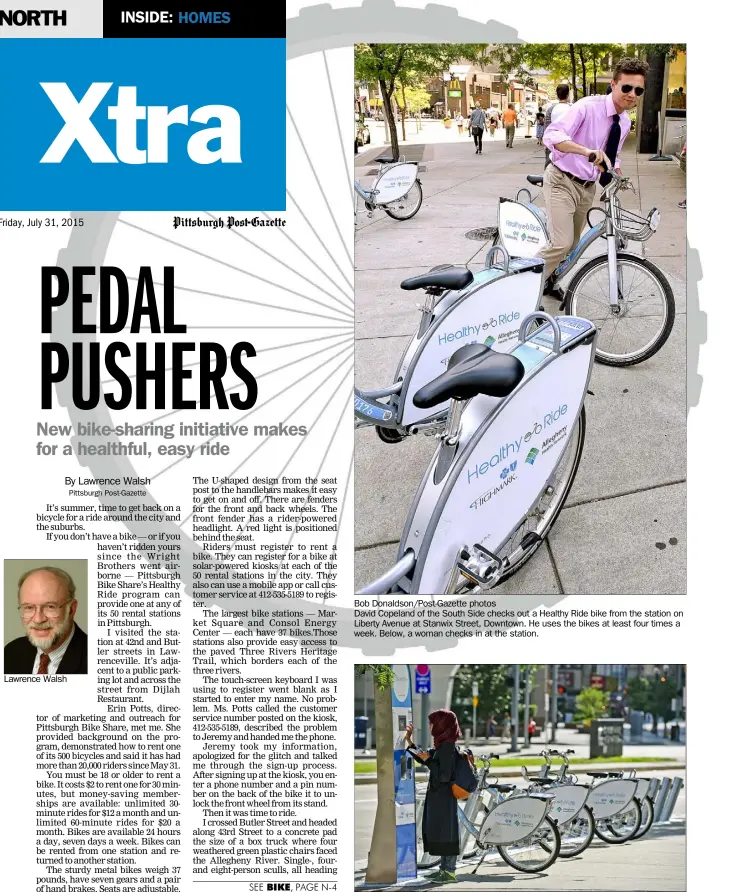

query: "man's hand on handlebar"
xmin=587 ymin=149 xmax=611 ymax=170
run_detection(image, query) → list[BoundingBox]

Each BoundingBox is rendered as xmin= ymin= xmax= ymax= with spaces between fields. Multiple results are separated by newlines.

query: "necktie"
xmin=600 ymin=114 xmax=621 ymax=186
xmin=38 ymin=653 xmax=50 ymax=674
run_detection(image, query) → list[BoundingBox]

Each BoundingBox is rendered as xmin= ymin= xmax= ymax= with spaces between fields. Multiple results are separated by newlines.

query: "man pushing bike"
xmin=540 ymin=57 xmax=649 ymax=299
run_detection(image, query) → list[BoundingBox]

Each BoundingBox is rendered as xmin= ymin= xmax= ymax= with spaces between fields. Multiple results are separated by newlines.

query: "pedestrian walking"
xmin=500 ymin=712 xmax=511 ymax=740
xmin=502 ymin=104 xmax=517 ymax=148
xmin=540 ymin=57 xmax=648 ymax=297
xmin=455 ymin=112 xmax=463 ymax=135
xmin=405 ymin=710 xmax=462 ymax=885
xmin=488 ymin=108 xmax=498 ymax=139
xmin=487 ymin=713 xmax=496 ymax=738
xmin=470 ymin=101 xmax=487 ymax=154
xmin=535 ymin=109 xmax=545 ymax=145
xmin=544 ymin=84 xmax=571 ymax=168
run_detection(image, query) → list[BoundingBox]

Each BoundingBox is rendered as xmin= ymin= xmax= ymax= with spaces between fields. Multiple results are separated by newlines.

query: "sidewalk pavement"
xmin=354 ymin=124 xmax=686 ymax=595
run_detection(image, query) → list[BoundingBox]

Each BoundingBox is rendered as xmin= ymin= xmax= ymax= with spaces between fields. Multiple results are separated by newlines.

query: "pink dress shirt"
xmin=543 ymin=94 xmax=630 ymax=182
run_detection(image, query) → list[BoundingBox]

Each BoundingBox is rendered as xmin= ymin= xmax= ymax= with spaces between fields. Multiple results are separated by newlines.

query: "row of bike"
xmin=354 ymin=163 xmax=675 ymax=594
xmin=415 ymin=749 xmax=677 ymax=874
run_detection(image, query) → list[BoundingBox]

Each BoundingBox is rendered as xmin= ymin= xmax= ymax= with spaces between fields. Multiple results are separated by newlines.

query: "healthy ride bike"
xmin=493 ymin=159 xmax=675 ymax=366
xmin=354 ymin=155 xmax=423 ymax=221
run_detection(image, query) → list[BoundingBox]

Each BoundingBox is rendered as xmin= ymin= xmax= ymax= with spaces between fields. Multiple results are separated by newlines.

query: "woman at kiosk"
xmin=405 ymin=710 xmax=462 ymax=884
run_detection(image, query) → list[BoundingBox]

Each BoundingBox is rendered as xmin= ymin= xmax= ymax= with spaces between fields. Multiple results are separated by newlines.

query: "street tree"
xmin=573 ymin=686 xmax=608 ymax=727
xmin=396 ymin=83 xmax=431 ymax=140
xmin=452 ymin=664 xmax=540 ymax=733
xmin=355 ymin=665 xmax=396 ymax=884
xmin=650 ymin=676 xmax=677 ymax=731
xmin=625 ymin=675 xmax=651 ymax=713
xmin=355 ymin=44 xmax=489 ymax=159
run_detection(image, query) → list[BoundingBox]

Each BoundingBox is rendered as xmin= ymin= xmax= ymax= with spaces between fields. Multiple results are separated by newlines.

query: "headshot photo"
xmin=4 ymin=559 xmax=88 ymax=675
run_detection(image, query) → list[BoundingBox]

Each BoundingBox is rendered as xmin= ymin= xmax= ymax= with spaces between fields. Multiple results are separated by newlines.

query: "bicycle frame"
xmin=359 ymin=314 xmax=597 ymax=595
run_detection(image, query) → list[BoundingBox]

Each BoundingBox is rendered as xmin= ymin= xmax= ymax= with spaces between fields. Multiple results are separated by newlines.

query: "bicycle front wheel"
xmin=497 ymin=816 xmax=561 ymax=873
xmin=557 ymin=805 xmax=595 ymax=857
xmin=594 ymin=798 xmax=642 ymax=844
xmin=383 ymin=181 xmax=423 ymax=220
xmin=633 ymin=795 xmax=655 ymax=840
xmin=565 ymin=254 xmax=675 ymax=366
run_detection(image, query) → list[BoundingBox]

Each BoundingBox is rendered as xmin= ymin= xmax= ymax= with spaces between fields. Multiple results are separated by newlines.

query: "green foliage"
xmin=624 ymin=676 xmax=651 ymax=712
xmin=650 ymin=676 xmax=677 ymax=724
xmin=397 ymin=84 xmax=431 ymax=115
xmin=451 ymin=665 xmax=540 ymax=728
xmin=355 ymin=665 xmax=395 ymax=690
xmin=574 ymin=686 xmax=608 ymax=726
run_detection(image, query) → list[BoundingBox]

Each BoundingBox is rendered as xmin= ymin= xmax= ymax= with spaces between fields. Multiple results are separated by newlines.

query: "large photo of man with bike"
xmin=354 ymin=43 xmax=687 ymax=596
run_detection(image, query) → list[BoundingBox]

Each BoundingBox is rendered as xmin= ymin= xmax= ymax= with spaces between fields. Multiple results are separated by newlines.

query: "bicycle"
xmin=358 ymin=312 xmax=597 ymax=595
xmin=584 ymin=768 xmax=643 ymax=844
xmin=415 ymin=754 xmax=561 ymax=874
xmin=354 ymin=155 xmax=423 ymax=221
xmin=493 ymin=161 xmax=675 ymax=366
xmin=354 ymin=244 xmax=544 ymax=439
xmin=521 ymin=749 xmax=595 ymax=857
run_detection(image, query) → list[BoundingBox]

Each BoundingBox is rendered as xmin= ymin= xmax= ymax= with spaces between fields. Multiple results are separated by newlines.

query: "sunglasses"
xmin=619 ymin=84 xmax=644 ymax=96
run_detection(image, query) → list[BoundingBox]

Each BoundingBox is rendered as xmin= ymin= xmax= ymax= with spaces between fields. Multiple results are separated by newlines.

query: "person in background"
xmin=488 ymin=107 xmax=498 ymax=139
xmin=544 ymin=84 xmax=571 ymax=168
xmin=535 ymin=108 xmax=545 ymax=145
xmin=455 ymin=112 xmax=464 ymax=135
xmin=487 ymin=713 xmax=496 ymax=738
xmin=405 ymin=710 xmax=462 ymax=884
xmin=470 ymin=101 xmax=487 ymax=154
xmin=540 ymin=57 xmax=649 ymax=294
xmin=502 ymin=103 xmax=517 ymax=148
xmin=500 ymin=712 xmax=512 ymax=740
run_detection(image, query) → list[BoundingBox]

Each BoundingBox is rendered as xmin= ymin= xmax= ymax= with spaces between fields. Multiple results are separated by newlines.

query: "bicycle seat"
xmin=413 ymin=346 xmax=525 ymax=408
xmin=400 ymin=268 xmax=474 ymax=292
xmin=375 ymin=156 xmax=395 ymax=164
xmin=527 ymin=175 xmax=544 ymax=187
xmin=488 ymin=784 xmax=516 ymax=793
xmin=586 ymin=772 xmax=611 ymax=779
xmin=528 ymin=777 xmax=556 ymax=786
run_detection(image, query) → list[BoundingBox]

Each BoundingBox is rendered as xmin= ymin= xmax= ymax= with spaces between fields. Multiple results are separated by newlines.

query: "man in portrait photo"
xmin=4 ymin=566 xmax=87 ymax=674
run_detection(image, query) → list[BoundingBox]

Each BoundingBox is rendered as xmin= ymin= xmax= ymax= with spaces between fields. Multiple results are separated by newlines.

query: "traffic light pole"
xmin=523 ymin=667 xmax=531 ymax=747
xmin=550 ymin=663 xmax=558 ymax=744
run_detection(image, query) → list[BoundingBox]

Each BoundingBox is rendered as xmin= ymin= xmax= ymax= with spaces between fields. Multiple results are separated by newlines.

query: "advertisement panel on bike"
xmin=373 ymin=162 xmax=419 ymax=203
xmin=479 ymin=795 xmax=549 ymax=845
xmin=586 ymin=779 xmax=638 ymax=819
xmin=406 ymin=319 xmax=595 ymax=594
xmin=497 ymin=198 xmax=550 ymax=259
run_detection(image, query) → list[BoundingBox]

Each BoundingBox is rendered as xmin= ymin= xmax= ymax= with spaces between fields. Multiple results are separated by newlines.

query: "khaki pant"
xmin=539 ymin=164 xmax=596 ymax=280
xmin=505 ymin=124 xmax=515 ymax=147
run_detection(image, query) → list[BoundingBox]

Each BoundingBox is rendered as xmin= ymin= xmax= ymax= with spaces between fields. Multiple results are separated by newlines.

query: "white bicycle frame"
xmin=354 ymin=157 xmax=419 ymax=213
xmin=359 ymin=313 xmax=597 ymax=595
xmin=354 ymin=245 xmax=544 ymax=432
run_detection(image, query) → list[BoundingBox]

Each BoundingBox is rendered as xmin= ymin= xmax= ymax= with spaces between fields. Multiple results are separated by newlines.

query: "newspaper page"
xmin=1 ymin=2 xmax=712 ymax=892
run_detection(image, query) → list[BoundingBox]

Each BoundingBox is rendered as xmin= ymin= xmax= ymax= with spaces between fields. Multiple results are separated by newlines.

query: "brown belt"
xmin=554 ymin=165 xmax=596 ymax=188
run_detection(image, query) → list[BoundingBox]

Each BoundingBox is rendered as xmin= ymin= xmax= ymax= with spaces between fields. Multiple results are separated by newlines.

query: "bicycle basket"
xmin=610 ymin=202 xmax=660 ymax=241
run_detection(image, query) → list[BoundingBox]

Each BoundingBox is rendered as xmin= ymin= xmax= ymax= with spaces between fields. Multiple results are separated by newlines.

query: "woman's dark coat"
xmin=410 ymin=741 xmax=459 ymax=856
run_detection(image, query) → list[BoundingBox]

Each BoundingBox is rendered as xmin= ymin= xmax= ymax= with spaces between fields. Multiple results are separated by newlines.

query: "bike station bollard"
xmin=659 ymin=777 xmax=683 ymax=823
xmin=646 ymin=777 xmax=660 ymax=800
xmin=651 ymin=777 xmax=674 ymax=824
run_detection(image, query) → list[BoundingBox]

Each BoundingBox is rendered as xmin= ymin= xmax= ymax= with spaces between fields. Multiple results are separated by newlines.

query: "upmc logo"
xmin=0 ymin=38 xmax=286 ymax=210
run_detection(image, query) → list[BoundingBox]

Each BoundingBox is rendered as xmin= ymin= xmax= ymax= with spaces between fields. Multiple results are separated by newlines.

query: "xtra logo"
xmin=0 ymin=38 xmax=286 ymax=211
xmin=39 ymin=84 xmax=241 ymax=164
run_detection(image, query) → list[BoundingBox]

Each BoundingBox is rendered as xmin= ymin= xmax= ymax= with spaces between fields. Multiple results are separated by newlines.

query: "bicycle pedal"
xmin=457 ymin=544 xmax=503 ymax=588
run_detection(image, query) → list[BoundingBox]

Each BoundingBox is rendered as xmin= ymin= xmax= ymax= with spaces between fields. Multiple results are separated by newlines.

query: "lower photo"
xmin=354 ymin=664 xmax=685 ymax=891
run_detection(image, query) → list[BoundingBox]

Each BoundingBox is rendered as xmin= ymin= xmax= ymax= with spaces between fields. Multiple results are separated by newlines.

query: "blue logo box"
xmin=0 ymin=38 xmax=286 ymax=211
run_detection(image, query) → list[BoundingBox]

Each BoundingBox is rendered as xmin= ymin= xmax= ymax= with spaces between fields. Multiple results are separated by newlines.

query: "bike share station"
xmin=393 ymin=666 xmax=418 ymax=883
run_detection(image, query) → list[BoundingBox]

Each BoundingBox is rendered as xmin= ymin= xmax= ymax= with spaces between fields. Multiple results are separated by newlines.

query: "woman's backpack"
xmin=451 ymin=747 xmax=479 ymax=800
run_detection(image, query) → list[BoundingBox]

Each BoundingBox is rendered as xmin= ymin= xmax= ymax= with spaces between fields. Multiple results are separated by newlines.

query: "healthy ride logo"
xmin=466 ymin=405 xmax=568 ymax=488
xmin=436 ymin=311 xmax=520 ymax=346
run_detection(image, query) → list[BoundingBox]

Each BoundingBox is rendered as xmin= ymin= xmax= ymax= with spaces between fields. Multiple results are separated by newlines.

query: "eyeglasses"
xmin=18 ymin=600 xmax=71 ymax=619
xmin=620 ymin=84 xmax=644 ymax=96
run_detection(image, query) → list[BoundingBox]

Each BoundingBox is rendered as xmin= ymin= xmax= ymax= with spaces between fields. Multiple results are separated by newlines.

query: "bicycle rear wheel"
xmin=383 ymin=182 xmax=423 ymax=220
xmin=633 ymin=795 xmax=655 ymax=839
xmin=497 ymin=816 xmax=560 ymax=873
xmin=565 ymin=254 xmax=675 ymax=366
xmin=594 ymin=798 xmax=642 ymax=844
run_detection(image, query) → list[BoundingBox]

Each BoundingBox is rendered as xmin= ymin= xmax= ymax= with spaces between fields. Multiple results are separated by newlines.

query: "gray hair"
xmin=18 ymin=567 xmax=76 ymax=601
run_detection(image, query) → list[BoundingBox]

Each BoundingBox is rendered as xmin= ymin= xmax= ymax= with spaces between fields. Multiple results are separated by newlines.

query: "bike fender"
xmin=586 ymin=779 xmax=638 ymax=819
xmin=479 ymin=795 xmax=549 ymax=845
